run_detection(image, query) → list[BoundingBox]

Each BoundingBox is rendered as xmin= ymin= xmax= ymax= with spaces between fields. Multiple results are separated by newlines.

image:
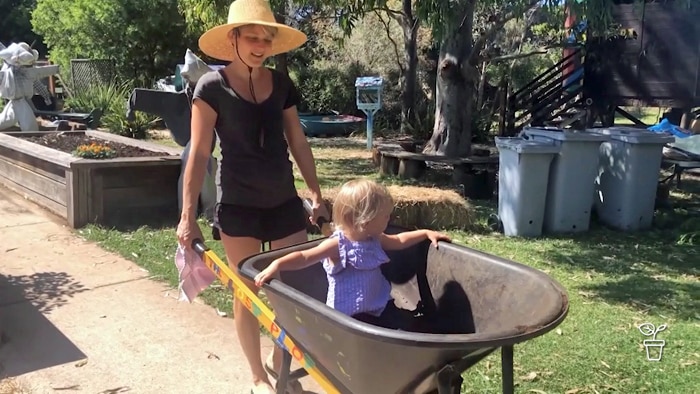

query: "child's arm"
xmin=379 ymin=229 xmax=451 ymax=251
xmin=254 ymin=238 xmax=339 ymax=287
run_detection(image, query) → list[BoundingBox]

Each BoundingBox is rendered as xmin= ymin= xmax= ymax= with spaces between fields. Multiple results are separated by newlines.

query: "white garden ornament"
xmin=0 ymin=42 xmax=59 ymax=131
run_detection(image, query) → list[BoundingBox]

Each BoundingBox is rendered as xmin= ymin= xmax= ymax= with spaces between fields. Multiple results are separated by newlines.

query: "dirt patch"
xmin=19 ymin=133 xmax=171 ymax=158
xmin=0 ymin=377 xmax=32 ymax=394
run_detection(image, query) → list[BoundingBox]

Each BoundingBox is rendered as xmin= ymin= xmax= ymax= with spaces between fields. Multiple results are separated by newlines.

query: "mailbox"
xmin=355 ymin=76 xmax=384 ymax=149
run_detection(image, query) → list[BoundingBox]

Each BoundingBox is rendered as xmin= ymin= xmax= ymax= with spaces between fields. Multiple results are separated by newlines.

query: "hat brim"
xmin=199 ymin=21 xmax=307 ymax=61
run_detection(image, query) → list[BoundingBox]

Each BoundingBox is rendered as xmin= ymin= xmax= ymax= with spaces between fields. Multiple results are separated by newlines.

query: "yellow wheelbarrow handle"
xmin=191 ymin=239 xmax=340 ymax=394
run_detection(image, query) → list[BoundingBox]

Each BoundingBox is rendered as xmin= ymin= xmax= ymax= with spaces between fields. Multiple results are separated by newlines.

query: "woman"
xmin=176 ymin=1 xmax=329 ymax=393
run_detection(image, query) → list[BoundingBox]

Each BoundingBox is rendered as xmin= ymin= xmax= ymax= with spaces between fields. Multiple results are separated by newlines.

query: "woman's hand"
xmin=308 ymin=196 xmax=330 ymax=226
xmin=177 ymin=216 xmax=204 ymax=250
xmin=426 ymin=230 xmax=451 ymax=248
xmin=254 ymin=261 xmax=280 ymax=287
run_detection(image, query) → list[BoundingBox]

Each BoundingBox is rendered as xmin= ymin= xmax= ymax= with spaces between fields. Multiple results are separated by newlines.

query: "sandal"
xmin=265 ymin=352 xmax=303 ymax=394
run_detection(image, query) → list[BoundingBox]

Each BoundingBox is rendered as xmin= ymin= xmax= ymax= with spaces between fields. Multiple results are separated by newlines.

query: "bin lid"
xmin=588 ymin=126 xmax=675 ymax=144
xmin=495 ymin=137 xmax=561 ymax=154
xmin=522 ymin=127 xmax=610 ymax=142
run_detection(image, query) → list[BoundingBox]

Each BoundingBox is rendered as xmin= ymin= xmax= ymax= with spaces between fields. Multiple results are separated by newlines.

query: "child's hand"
xmin=426 ymin=230 xmax=451 ymax=248
xmin=254 ymin=262 xmax=279 ymax=287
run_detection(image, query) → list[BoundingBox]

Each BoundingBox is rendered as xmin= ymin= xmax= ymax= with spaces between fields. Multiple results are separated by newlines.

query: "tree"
xmin=0 ymin=0 xmax=47 ymax=57
xmin=421 ymin=0 xmax=700 ymax=157
xmin=380 ymin=0 xmax=419 ymax=135
xmin=343 ymin=0 xmax=691 ymax=157
xmin=419 ymin=0 xmax=543 ymax=157
xmin=32 ymin=0 xmax=190 ymax=86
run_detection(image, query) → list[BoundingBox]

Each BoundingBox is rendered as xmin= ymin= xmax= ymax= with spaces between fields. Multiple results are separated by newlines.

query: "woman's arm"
xmin=282 ymin=107 xmax=323 ymax=203
xmin=180 ymin=99 xmax=216 ymax=221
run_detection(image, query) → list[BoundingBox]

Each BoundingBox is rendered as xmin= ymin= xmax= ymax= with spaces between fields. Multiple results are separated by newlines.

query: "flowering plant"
xmin=72 ymin=142 xmax=116 ymax=159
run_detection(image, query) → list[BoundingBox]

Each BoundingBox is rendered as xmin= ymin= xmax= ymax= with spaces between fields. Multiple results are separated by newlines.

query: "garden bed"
xmin=23 ymin=132 xmax=167 ymax=158
xmin=0 ymin=130 xmax=183 ymax=229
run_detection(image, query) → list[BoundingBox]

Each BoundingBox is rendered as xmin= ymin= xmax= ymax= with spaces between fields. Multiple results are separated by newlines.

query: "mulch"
xmin=19 ymin=133 xmax=168 ymax=158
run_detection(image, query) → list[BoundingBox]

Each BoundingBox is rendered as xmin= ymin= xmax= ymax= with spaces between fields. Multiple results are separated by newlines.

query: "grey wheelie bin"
xmin=588 ymin=126 xmax=675 ymax=231
xmin=521 ymin=127 xmax=610 ymax=233
xmin=495 ymin=137 xmax=561 ymax=238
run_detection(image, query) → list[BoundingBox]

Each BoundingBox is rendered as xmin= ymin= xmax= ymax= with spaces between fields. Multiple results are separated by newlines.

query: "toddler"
xmin=254 ymin=178 xmax=451 ymax=331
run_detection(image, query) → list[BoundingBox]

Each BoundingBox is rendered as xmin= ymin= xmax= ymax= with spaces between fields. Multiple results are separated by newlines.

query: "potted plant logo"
xmin=638 ymin=322 xmax=667 ymax=361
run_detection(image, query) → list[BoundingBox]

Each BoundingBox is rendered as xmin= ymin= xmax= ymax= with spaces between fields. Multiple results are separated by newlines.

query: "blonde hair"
xmin=332 ymin=179 xmax=394 ymax=233
xmin=231 ymin=24 xmax=278 ymax=39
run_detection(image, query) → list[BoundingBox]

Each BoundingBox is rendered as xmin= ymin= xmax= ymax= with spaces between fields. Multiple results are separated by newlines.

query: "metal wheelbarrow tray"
xmin=239 ymin=226 xmax=569 ymax=394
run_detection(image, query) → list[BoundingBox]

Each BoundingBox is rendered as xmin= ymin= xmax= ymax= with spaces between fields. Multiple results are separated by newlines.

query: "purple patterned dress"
xmin=323 ymin=230 xmax=393 ymax=317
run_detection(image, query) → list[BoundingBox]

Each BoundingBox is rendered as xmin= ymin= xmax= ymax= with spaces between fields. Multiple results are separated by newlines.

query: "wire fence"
xmin=70 ymin=59 xmax=116 ymax=96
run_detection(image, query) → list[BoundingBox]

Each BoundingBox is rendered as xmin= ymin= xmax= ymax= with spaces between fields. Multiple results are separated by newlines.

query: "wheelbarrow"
xmin=193 ymin=202 xmax=569 ymax=394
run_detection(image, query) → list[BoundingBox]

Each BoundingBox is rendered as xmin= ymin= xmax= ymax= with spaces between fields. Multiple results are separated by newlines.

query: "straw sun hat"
xmin=198 ymin=0 xmax=307 ymax=61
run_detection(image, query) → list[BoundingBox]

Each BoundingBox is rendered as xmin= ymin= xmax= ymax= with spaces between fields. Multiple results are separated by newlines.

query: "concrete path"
xmin=0 ymin=186 xmax=322 ymax=394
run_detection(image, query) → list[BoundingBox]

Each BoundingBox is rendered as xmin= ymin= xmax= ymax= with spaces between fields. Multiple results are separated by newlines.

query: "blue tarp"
xmin=648 ymin=118 xmax=693 ymax=139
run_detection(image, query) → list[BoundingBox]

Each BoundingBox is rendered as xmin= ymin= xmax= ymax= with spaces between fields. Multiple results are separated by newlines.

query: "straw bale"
xmin=298 ymin=184 xmax=472 ymax=230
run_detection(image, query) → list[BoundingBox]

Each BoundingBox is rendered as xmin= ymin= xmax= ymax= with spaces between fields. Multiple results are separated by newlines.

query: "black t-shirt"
xmin=192 ymin=68 xmax=301 ymax=208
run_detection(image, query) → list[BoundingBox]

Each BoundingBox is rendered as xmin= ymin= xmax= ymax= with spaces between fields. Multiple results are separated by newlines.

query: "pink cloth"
xmin=174 ymin=243 xmax=216 ymax=302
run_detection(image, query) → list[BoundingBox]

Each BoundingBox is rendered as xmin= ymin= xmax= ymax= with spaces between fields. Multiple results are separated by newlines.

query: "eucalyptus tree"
xmin=334 ymin=0 xmax=699 ymax=157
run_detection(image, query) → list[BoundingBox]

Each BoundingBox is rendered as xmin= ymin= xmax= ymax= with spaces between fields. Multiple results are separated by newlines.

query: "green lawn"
xmin=614 ymin=106 xmax=662 ymax=126
xmin=80 ymin=136 xmax=699 ymax=393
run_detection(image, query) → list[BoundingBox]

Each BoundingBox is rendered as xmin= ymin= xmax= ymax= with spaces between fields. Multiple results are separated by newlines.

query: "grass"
xmin=614 ymin=106 xmax=663 ymax=126
xmin=77 ymin=136 xmax=700 ymax=394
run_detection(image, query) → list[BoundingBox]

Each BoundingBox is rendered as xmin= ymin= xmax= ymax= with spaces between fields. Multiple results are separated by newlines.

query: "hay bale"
xmin=298 ymin=184 xmax=472 ymax=230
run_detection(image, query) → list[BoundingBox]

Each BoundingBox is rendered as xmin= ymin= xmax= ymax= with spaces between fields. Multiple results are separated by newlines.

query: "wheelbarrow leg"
xmin=275 ymin=349 xmax=293 ymax=394
xmin=436 ymin=364 xmax=463 ymax=394
xmin=501 ymin=345 xmax=514 ymax=394
xmin=435 ymin=351 xmax=495 ymax=394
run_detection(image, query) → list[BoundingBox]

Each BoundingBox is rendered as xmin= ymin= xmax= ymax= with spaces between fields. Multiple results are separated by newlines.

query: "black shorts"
xmin=213 ymin=196 xmax=308 ymax=242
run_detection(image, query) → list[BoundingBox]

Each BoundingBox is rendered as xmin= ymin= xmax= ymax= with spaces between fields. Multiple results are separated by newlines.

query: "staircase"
xmin=502 ymin=48 xmax=587 ymax=136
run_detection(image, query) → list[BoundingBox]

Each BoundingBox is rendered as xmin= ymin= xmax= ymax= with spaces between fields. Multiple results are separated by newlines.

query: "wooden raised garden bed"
xmin=0 ymin=130 xmax=183 ymax=229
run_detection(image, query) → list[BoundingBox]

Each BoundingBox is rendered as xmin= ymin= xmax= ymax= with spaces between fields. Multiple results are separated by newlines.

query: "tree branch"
xmin=488 ymin=49 xmax=548 ymax=63
xmin=374 ymin=9 xmax=404 ymax=73
xmin=383 ymin=7 xmax=404 ymax=20
xmin=468 ymin=0 xmax=541 ymax=64
xmin=384 ymin=2 xmax=418 ymax=35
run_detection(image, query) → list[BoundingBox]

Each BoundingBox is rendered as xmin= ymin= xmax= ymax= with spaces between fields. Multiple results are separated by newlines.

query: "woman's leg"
xmin=219 ymin=233 xmax=274 ymax=391
xmin=215 ymin=203 xmax=276 ymax=393
xmin=261 ymin=196 xmax=311 ymax=386
xmin=266 ymin=228 xmax=310 ymax=373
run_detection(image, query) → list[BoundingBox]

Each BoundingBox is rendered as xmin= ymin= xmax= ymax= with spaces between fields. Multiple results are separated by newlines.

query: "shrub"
xmin=62 ymin=80 xmax=159 ymax=139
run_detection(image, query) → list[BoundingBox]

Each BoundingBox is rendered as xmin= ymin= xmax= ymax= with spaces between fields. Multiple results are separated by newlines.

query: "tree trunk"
xmin=476 ymin=60 xmax=488 ymax=109
xmin=423 ymin=3 xmax=476 ymax=158
xmin=399 ymin=0 xmax=418 ymax=135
